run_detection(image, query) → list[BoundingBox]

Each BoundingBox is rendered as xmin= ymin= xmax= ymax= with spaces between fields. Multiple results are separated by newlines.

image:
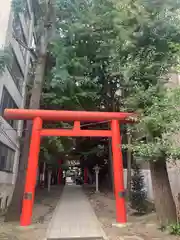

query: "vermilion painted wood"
xmin=111 ymin=120 xmax=126 ymax=223
xmin=3 ymin=109 xmax=134 ymax=227
xmin=84 ymin=168 xmax=88 ymax=184
xmin=40 ymin=129 xmax=112 ymax=137
xmin=74 ymin=121 xmax=81 ymax=129
xmin=4 ymin=109 xmax=134 ymax=122
xmin=20 ymin=117 xmax=42 ymax=226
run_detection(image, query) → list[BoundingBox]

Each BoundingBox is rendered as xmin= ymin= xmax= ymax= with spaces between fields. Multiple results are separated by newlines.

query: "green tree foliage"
xmin=41 ymin=0 xmax=124 ymax=162
xmin=41 ymin=0 xmax=180 ymax=225
xmin=47 ymin=0 xmax=126 ymax=110
xmin=130 ymin=163 xmax=147 ymax=214
xmin=114 ymin=0 xmax=180 ymax=92
xmin=46 ymin=0 xmax=180 ymax=113
xmin=168 ymin=223 xmax=180 ymax=236
xmin=120 ymin=0 xmax=180 ymax=225
xmin=125 ymin=87 xmax=180 ymax=160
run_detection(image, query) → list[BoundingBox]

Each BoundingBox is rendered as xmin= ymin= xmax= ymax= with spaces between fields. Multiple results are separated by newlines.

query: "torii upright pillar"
xmin=111 ymin=120 xmax=126 ymax=223
xmin=20 ymin=117 xmax=42 ymax=226
xmin=84 ymin=168 xmax=88 ymax=184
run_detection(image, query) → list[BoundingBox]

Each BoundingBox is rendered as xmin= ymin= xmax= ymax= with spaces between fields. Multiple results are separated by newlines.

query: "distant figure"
xmin=63 ymin=177 xmax=66 ymax=185
xmin=75 ymin=176 xmax=83 ymax=185
xmin=63 ymin=171 xmax=66 ymax=185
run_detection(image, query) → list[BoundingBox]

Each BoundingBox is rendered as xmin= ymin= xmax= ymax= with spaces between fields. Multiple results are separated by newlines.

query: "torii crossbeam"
xmin=4 ymin=109 xmax=135 ymax=227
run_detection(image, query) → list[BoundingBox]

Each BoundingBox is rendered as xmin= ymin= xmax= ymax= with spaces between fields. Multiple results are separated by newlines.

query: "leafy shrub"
xmin=130 ymin=163 xmax=148 ymax=214
xmin=168 ymin=223 xmax=180 ymax=236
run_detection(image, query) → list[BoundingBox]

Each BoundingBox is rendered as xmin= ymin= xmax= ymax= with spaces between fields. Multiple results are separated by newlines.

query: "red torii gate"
xmin=4 ymin=109 xmax=135 ymax=227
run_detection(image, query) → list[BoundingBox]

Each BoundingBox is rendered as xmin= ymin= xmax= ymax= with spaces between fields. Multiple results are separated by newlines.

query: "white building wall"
xmin=0 ymin=0 xmax=12 ymax=47
xmin=0 ymin=0 xmax=35 ymax=210
xmin=0 ymin=1 xmax=17 ymax=206
xmin=12 ymin=11 xmax=35 ymax=185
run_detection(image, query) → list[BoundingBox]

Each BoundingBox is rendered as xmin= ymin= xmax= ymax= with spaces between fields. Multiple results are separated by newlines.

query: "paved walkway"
xmin=46 ymin=183 xmax=107 ymax=240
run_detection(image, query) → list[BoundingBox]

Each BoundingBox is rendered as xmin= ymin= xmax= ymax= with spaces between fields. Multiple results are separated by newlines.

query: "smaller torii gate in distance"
xmin=4 ymin=109 xmax=135 ymax=227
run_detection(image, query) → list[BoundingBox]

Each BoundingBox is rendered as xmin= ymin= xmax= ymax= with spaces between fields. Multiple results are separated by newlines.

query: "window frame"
xmin=7 ymin=47 xmax=24 ymax=93
xmin=12 ymin=15 xmax=27 ymax=59
xmin=0 ymin=141 xmax=15 ymax=173
xmin=0 ymin=86 xmax=18 ymax=129
xmin=24 ymin=0 xmax=31 ymax=29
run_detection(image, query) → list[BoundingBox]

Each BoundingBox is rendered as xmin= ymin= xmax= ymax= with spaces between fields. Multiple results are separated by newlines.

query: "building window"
xmin=0 ymin=141 xmax=15 ymax=172
xmin=8 ymin=47 xmax=24 ymax=93
xmin=31 ymin=0 xmax=41 ymax=26
xmin=24 ymin=0 xmax=31 ymax=31
xmin=0 ymin=86 xmax=18 ymax=129
xmin=12 ymin=15 xmax=27 ymax=59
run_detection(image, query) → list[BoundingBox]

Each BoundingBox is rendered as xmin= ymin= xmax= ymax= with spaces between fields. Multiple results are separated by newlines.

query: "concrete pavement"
xmin=46 ymin=182 xmax=107 ymax=240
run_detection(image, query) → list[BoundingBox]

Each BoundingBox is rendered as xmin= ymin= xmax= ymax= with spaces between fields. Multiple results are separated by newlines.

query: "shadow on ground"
xmin=0 ymin=186 xmax=63 ymax=240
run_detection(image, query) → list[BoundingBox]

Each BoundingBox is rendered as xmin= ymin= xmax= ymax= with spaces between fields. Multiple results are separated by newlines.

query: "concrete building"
xmin=0 ymin=0 xmax=36 ymax=210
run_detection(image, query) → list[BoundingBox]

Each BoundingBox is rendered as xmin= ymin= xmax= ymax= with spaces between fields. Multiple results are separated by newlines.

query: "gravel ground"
xmin=0 ymin=186 xmax=63 ymax=240
xmin=84 ymin=187 xmax=179 ymax=240
xmin=0 ymin=185 xmax=179 ymax=240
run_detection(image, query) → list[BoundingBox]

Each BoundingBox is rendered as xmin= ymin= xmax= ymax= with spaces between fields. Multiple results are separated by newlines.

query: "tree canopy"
xmin=39 ymin=0 xmax=180 ymax=225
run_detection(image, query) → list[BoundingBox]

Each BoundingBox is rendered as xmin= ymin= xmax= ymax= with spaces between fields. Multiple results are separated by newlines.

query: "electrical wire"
xmin=2 ymin=120 xmax=110 ymax=131
xmin=0 ymin=119 xmax=110 ymax=151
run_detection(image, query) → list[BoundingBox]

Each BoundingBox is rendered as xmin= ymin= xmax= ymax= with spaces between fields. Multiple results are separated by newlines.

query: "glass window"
xmin=0 ymin=86 xmax=18 ymax=129
xmin=0 ymin=141 xmax=15 ymax=172
xmin=12 ymin=15 xmax=27 ymax=59
xmin=24 ymin=0 xmax=31 ymax=31
xmin=8 ymin=47 xmax=24 ymax=93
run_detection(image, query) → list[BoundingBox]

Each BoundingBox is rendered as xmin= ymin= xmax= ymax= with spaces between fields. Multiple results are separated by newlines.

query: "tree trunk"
xmin=149 ymin=160 xmax=177 ymax=226
xmin=108 ymin=138 xmax=114 ymax=192
xmin=5 ymin=1 xmax=55 ymax=222
xmin=29 ymin=55 xmax=47 ymax=108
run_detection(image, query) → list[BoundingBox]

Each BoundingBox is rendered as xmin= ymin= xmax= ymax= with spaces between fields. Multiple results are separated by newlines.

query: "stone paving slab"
xmin=46 ymin=184 xmax=107 ymax=240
